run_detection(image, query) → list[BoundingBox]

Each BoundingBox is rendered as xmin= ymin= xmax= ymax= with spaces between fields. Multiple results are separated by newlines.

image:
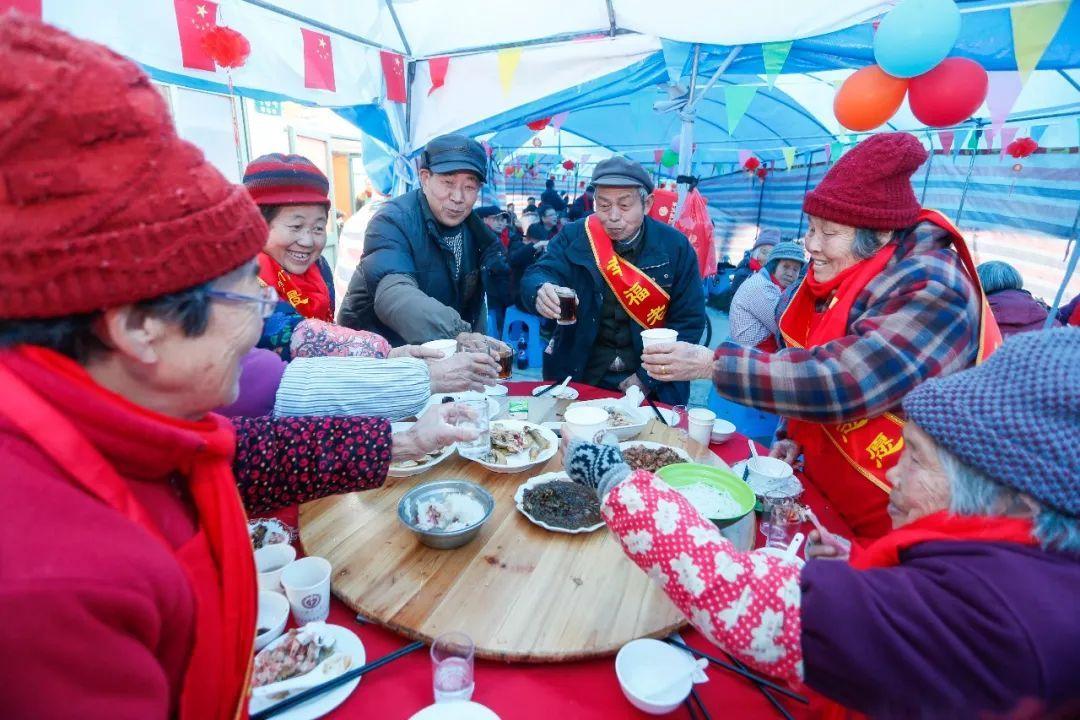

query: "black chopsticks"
xmin=664 ymin=638 xmax=807 ymax=705
xmin=725 ymin=650 xmax=796 ymax=720
xmin=249 ymin=640 xmax=426 ymax=720
xmin=645 ymin=391 xmax=668 ymax=425
xmin=684 ymin=687 xmax=712 ymax=720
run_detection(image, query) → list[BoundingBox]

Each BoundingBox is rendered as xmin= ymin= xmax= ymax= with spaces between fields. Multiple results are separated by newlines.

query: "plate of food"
xmin=618 ymin=441 xmax=693 ymax=473
xmin=424 ymin=392 xmax=500 ymax=420
xmin=249 ymin=518 xmax=295 ymax=550
xmin=470 ymin=420 xmax=558 ymax=474
xmin=514 ymin=472 xmax=605 ymax=534
xmin=389 ymin=422 xmax=456 ymax=477
xmin=249 ymin=622 xmax=366 ymax=720
xmin=567 ymin=400 xmax=679 ymax=440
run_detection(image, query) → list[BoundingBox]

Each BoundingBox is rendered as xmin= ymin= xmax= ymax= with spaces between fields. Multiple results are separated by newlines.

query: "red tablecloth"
xmin=269 ymin=382 xmax=852 ymax=720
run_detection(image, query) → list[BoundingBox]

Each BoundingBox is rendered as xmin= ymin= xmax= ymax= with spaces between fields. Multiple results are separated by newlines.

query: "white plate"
xmin=388 ymin=422 xmax=456 ymax=477
xmin=731 ymin=460 xmax=804 ymax=497
xmin=248 ymin=624 xmax=366 ymax=720
xmin=409 ymin=701 xmax=501 ymax=720
xmin=568 ymin=399 xmax=678 ymax=440
xmin=514 ymin=472 xmax=605 ymax=534
xmin=469 ymin=420 xmax=559 ymax=474
xmin=530 ymin=384 xmax=579 ymax=400
xmin=618 ymin=441 xmax=693 ymax=470
xmin=424 ymin=392 xmax=500 ymax=420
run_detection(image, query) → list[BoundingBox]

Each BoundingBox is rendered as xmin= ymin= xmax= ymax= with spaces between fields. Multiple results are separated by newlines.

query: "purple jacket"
xmin=801 ymin=541 xmax=1080 ymax=718
xmin=216 ymin=349 xmax=287 ymax=418
xmin=988 ymin=289 xmax=1059 ymax=338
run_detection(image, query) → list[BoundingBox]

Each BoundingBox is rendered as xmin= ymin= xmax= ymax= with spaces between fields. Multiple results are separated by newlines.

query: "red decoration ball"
xmin=743 ymin=157 xmax=761 ymax=172
xmin=1006 ymin=137 xmax=1038 ymax=159
xmin=562 ymin=159 xmax=575 ymax=170
xmin=201 ymin=26 xmax=251 ymax=69
xmin=527 ymin=117 xmax=552 ymax=132
xmin=756 ymin=167 xmax=768 ymax=180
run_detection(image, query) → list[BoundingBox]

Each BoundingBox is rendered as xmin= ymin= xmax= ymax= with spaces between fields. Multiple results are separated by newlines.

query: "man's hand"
xmin=392 ymin=404 xmax=479 ymax=461
xmin=429 ymin=352 xmax=499 ymax=393
xmin=536 ymin=283 xmax=564 ymax=320
xmin=640 ymin=341 xmax=714 ymax=382
xmin=769 ymin=439 xmax=801 ymax=466
xmin=388 ymin=344 xmax=445 ymax=360
xmin=618 ymin=374 xmax=646 ymax=393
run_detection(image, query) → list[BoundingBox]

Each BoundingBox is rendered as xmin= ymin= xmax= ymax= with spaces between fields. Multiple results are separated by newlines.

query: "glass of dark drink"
xmin=495 ymin=345 xmax=514 ymax=380
xmin=555 ymin=287 xmax=578 ymax=325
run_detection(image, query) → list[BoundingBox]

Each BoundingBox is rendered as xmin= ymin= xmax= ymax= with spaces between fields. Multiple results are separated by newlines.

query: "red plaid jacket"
xmin=712 ymin=221 xmax=980 ymax=424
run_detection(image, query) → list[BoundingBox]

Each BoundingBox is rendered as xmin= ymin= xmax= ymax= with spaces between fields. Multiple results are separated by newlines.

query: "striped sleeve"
xmin=273 ymin=357 xmax=431 ymax=420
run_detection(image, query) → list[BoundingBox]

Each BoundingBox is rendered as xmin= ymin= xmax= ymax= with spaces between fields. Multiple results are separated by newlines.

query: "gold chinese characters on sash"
xmin=585 ymin=214 xmax=670 ymax=329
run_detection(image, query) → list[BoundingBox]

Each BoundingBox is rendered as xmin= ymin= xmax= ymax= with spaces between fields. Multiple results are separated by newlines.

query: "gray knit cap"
xmin=767 ymin=241 xmax=806 ymax=265
xmin=903 ymin=327 xmax=1080 ymax=517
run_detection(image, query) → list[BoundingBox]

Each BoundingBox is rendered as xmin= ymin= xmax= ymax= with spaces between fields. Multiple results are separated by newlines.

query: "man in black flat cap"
xmin=339 ymin=134 xmax=510 ymax=351
xmin=520 ymin=157 xmax=706 ymax=404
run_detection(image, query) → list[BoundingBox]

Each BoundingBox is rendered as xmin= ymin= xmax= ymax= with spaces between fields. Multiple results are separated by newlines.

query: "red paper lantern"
xmin=527 ymin=117 xmax=552 ymax=131
xmin=562 ymin=159 xmax=575 ymax=170
xmin=1006 ymin=137 xmax=1038 ymax=159
xmin=908 ymin=58 xmax=989 ymax=128
xmin=201 ymin=26 xmax=251 ymax=69
xmin=743 ymin=156 xmax=761 ymax=172
xmin=504 ymin=165 xmax=516 ymax=177
xmin=756 ymin=167 xmax=768 ymax=180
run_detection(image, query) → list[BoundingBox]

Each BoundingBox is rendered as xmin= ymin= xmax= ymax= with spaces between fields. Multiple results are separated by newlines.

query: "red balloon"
xmin=909 ymin=58 xmax=989 ymax=128
xmin=834 ymin=65 xmax=908 ymax=132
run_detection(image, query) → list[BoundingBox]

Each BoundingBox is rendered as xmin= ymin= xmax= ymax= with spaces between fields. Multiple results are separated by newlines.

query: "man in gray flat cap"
xmin=339 ymin=134 xmax=510 ymax=355
xmin=520 ymin=157 xmax=706 ymax=404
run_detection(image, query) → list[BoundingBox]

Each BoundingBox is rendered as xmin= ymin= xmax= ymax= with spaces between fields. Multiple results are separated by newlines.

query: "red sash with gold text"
xmin=585 ymin=214 xmax=670 ymax=329
xmin=780 ymin=210 xmax=1002 ymax=499
xmin=257 ymin=253 xmax=333 ymax=322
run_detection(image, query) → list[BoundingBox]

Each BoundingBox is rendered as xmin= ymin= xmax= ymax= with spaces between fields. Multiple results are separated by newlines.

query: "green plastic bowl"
xmin=656 ymin=463 xmax=756 ymax=529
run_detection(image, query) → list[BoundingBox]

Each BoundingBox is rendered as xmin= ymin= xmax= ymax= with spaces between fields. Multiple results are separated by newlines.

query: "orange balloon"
xmin=834 ymin=65 xmax=909 ymax=132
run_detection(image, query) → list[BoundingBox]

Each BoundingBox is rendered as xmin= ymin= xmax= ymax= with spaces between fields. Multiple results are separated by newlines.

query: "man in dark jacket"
xmin=338 ymin=134 xmax=510 ymax=346
xmin=540 ymin=178 xmax=566 ymax=213
xmin=521 ymin=157 xmax=706 ymax=404
xmin=568 ymin=184 xmax=594 ymax=220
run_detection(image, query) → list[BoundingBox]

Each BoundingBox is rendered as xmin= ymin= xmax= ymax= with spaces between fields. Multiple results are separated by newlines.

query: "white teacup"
xmin=255 ymin=542 xmax=296 ymax=594
xmin=640 ymin=328 xmax=678 ymax=348
xmin=687 ymin=408 xmax=716 ymax=446
xmin=563 ymin=405 xmax=610 ymax=442
xmin=280 ymin=556 xmax=332 ymax=626
xmin=422 ymin=338 xmax=458 ymax=358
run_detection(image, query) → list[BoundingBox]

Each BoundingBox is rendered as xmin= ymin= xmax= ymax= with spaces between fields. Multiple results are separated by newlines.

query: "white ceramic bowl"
xmin=567 ymin=399 xmax=679 ymax=441
xmin=710 ymin=418 xmax=737 ymax=444
xmin=615 ymin=638 xmax=695 ymax=714
xmin=469 ymin=420 xmax=559 ymax=474
xmin=530 ymin=384 xmax=579 ymax=400
xmin=254 ymin=590 xmax=290 ymax=651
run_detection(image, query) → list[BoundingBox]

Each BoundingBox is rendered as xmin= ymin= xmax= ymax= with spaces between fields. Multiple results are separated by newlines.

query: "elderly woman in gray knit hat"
xmin=563 ymin=327 xmax=1079 ymax=718
xmin=728 ymin=241 xmax=806 ymax=351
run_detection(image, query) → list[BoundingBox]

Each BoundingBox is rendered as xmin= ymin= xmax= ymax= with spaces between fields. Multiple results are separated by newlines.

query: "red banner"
xmin=173 ymin=0 xmax=218 ymax=71
xmin=301 ymin=28 xmax=336 ymax=91
xmin=648 ymin=188 xmax=678 ymax=226
xmin=381 ymin=50 xmax=407 ymax=103
xmin=428 ymin=56 xmax=450 ymax=95
xmin=585 ymin=215 xmax=670 ymax=329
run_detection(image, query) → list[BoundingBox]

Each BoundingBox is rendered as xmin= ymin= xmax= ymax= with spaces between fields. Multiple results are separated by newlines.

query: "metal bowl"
xmin=397 ymin=480 xmax=495 ymax=550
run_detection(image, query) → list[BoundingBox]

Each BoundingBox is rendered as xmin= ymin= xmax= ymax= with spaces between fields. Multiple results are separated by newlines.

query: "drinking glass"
xmin=670 ymin=405 xmax=689 ymax=442
xmin=454 ymin=399 xmax=491 ymax=460
xmin=431 ymin=632 xmax=475 ymax=703
xmin=491 ymin=341 xmax=514 ymax=381
xmin=762 ymin=493 xmax=802 ymax=549
xmin=555 ymin=287 xmax=578 ymax=325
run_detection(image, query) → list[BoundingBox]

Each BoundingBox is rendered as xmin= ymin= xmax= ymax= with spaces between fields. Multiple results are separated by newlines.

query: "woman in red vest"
xmin=642 ymin=133 xmax=1000 ymax=543
xmin=0 ymin=17 xmax=473 ymax=719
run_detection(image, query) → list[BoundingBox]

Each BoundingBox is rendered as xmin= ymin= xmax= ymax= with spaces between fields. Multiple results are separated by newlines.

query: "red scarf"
xmin=257 ymin=253 xmax=333 ymax=322
xmin=749 ymin=257 xmax=763 ymax=272
xmin=1070 ymin=302 xmax=1080 ymax=327
xmin=767 ymin=272 xmax=783 ymax=289
xmin=852 ymin=510 xmax=1038 ymax=569
xmin=0 ymin=347 xmax=256 ymax=720
xmin=792 ymin=245 xmax=899 ymax=345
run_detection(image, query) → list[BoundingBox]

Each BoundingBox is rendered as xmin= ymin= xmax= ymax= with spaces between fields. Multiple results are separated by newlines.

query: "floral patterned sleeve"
xmin=603 ymin=471 xmax=805 ymax=684
xmin=231 ymin=415 xmax=392 ymax=514
xmin=290 ymin=319 xmax=391 ymax=359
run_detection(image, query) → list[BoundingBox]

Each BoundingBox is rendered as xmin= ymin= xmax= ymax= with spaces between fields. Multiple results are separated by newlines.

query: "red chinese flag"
xmin=173 ymin=0 xmax=218 ymax=71
xmin=381 ymin=50 xmax=407 ymax=103
xmin=428 ymin=56 xmax=449 ymax=96
xmin=301 ymin=28 xmax=336 ymax=91
xmin=0 ymin=0 xmax=41 ymax=17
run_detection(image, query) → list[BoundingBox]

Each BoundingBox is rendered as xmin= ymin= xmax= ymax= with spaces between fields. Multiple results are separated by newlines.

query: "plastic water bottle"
xmin=516 ymin=333 xmax=528 ymax=370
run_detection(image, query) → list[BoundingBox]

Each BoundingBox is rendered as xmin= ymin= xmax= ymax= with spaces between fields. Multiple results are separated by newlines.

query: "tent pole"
xmin=954 ymin=121 xmax=984 ymax=226
xmin=754 ymin=164 xmax=767 ymax=231
xmin=686 ymin=46 xmax=742 ymax=114
xmin=675 ymin=44 xmax=701 ymax=212
xmin=1045 ymin=205 xmax=1080 ymax=327
xmin=797 ymin=150 xmax=815 ymax=237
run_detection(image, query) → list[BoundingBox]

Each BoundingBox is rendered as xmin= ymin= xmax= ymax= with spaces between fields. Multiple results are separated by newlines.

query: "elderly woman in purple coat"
xmin=564 ymin=327 xmax=1080 ymax=718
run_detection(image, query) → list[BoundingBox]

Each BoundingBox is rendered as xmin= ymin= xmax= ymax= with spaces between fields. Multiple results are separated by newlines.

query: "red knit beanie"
xmin=243 ymin=154 xmax=331 ymax=208
xmin=803 ymin=132 xmax=928 ymax=231
xmin=0 ymin=15 xmax=267 ymax=320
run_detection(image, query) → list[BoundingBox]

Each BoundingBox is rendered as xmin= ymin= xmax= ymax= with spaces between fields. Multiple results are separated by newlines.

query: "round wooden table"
xmin=299 ymin=398 xmax=731 ymax=662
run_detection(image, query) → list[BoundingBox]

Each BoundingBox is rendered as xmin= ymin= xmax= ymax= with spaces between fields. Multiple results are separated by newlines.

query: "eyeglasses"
xmin=206 ymin=285 xmax=279 ymax=320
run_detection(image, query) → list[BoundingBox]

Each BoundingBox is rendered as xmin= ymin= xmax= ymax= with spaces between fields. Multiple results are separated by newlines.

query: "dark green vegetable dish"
xmin=522 ymin=481 xmax=602 ymax=530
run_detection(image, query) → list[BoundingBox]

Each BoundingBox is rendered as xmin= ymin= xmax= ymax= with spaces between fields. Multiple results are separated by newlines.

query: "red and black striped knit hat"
xmin=242 ymin=153 xmax=330 ymax=208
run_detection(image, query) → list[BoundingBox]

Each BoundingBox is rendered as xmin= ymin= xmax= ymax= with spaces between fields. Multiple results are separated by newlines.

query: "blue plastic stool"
xmin=502 ymin=305 xmax=544 ymax=369
xmin=707 ymin=386 xmax=780 ymax=445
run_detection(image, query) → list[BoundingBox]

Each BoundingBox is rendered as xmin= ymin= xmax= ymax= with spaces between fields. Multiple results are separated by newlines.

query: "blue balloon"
xmin=873 ymin=0 xmax=961 ymax=79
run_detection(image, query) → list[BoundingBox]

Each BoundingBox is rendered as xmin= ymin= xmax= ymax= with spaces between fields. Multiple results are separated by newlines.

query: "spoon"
xmin=747 ymin=439 xmax=759 ymax=459
xmin=784 ymin=532 xmax=806 ymax=562
xmin=252 ymin=652 xmax=352 ymax=700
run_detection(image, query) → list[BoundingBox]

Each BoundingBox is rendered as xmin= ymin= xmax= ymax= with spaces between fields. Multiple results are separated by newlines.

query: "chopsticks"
xmin=535 ymin=375 xmax=571 ymax=397
xmin=645 ymin=391 xmax=668 ymax=425
xmin=249 ymin=640 xmax=425 ymax=720
xmin=664 ymin=638 xmax=807 ymax=705
xmin=684 ymin=687 xmax=712 ymax=720
xmin=724 ymin=651 xmax=796 ymax=720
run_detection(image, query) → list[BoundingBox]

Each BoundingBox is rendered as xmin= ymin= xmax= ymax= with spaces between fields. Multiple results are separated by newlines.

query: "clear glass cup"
xmin=670 ymin=404 xmax=689 ymax=442
xmin=762 ymin=493 xmax=803 ymax=549
xmin=431 ymin=631 xmax=475 ymax=703
xmin=454 ymin=399 xmax=491 ymax=460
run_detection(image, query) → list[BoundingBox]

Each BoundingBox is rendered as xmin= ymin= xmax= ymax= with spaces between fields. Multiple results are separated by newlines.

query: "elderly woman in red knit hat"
xmin=642 ymin=133 xmax=1001 ymax=542
xmin=0 ymin=16 xmax=477 ymax=718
